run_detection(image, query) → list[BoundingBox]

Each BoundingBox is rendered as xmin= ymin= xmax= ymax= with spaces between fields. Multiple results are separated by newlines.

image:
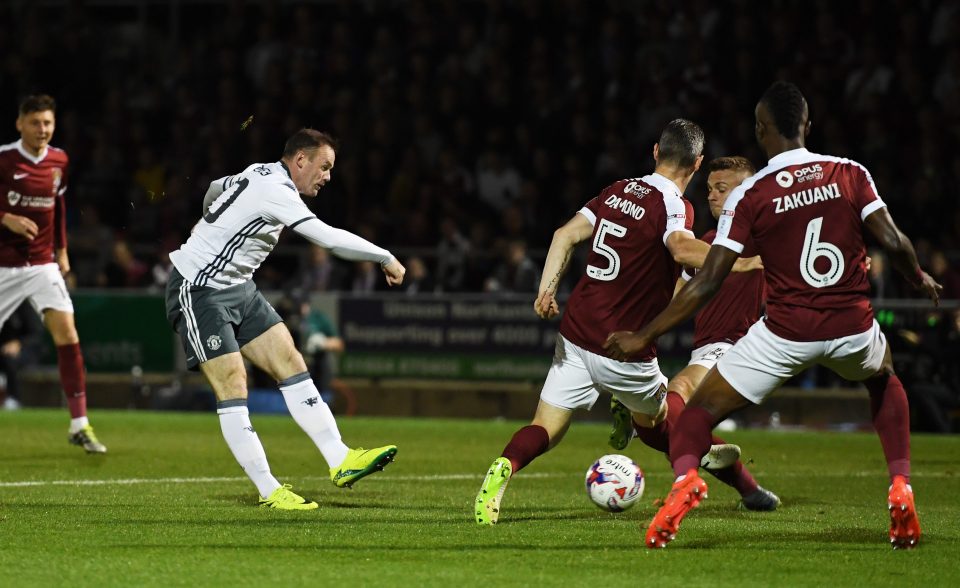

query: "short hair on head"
xmin=19 ymin=94 xmax=56 ymax=116
xmin=657 ymin=118 xmax=705 ymax=169
xmin=707 ymin=156 xmax=756 ymax=175
xmin=282 ymin=128 xmax=339 ymax=159
xmin=759 ymin=81 xmax=807 ymax=140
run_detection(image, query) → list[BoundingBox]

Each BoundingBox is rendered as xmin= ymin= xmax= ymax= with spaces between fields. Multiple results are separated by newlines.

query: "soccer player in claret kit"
xmin=166 ymin=129 xmax=405 ymax=509
xmin=605 ymin=82 xmax=942 ymax=549
xmin=608 ymin=156 xmax=779 ymax=512
xmin=0 ymin=95 xmax=106 ymax=453
xmin=474 ymin=120 xmax=765 ymax=525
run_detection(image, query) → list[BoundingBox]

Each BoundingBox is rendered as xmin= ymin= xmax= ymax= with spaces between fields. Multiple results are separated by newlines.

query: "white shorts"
xmin=0 ymin=264 xmax=74 ymax=326
xmin=540 ymin=335 xmax=668 ymax=416
xmin=688 ymin=342 xmax=733 ymax=370
xmin=717 ymin=319 xmax=887 ymax=404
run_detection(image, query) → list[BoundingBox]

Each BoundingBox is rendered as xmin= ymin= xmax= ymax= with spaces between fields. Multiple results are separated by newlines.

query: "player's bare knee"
xmin=668 ymin=377 xmax=695 ymax=401
xmin=631 ymin=411 xmax=658 ymax=428
xmin=215 ymin=369 xmax=248 ymax=401
xmin=43 ymin=312 xmax=79 ymax=345
xmin=271 ymin=347 xmax=307 ymax=382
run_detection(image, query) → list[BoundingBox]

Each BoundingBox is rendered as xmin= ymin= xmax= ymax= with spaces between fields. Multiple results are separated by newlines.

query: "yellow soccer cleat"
xmin=330 ymin=445 xmax=398 ymax=488
xmin=608 ymin=397 xmax=633 ymax=451
xmin=258 ymin=484 xmax=319 ymax=510
xmin=475 ymin=457 xmax=512 ymax=525
xmin=68 ymin=424 xmax=107 ymax=454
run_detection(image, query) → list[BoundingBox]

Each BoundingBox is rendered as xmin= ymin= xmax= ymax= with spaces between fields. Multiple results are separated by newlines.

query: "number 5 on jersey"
xmin=587 ymin=219 xmax=627 ymax=281
xmin=800 ymin=216 xmax=844 ymax=288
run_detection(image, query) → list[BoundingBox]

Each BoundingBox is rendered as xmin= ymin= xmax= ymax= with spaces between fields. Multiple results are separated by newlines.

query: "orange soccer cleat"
xmin=645 ymin=469 xmax=708 ymax=549
xmin=888 ymin=475 xmax=921 ymax=549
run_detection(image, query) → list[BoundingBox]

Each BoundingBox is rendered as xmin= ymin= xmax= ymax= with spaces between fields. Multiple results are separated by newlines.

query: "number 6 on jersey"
xmin=800 ymin=216 xmax=844 ymax=288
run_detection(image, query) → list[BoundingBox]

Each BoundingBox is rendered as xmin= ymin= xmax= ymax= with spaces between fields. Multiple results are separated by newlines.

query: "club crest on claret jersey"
xmin=51 ymin=168 xmax=62 ymax=195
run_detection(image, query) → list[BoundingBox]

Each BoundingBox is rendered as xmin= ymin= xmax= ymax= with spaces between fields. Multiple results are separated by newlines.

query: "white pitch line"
xmin=0 ymin=470 xmax=952 ymax=489
xmin=0 ymin=472 xmax=562 ymax=489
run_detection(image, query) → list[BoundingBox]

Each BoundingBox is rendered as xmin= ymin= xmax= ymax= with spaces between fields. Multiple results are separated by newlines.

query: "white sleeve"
xmin=577 ymin=206 xmax=597 ymax=226
xmin=662 ymin=194 xmax=693 ymax=244
xmin=202 ymin=175 xmax=237 ymax=214
xmin=714 ymin=185 xmax=747 ymax=254
xmin=293 ymin=218 xmax=394 ymax=265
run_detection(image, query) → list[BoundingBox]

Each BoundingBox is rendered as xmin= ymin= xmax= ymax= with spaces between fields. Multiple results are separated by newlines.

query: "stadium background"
xmin=2 ymin=0 xmax=959 ymax=431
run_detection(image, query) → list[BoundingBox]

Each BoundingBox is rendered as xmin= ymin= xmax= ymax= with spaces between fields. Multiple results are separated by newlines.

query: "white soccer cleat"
xmin=700 ymin=443 xmax=740 ymax=470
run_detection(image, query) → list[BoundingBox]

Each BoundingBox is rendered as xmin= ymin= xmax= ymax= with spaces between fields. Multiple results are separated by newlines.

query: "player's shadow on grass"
xmin=491 ymin=508 xmax=601 ymax=524
xmin=676 ymin=526 xmax=908 ymax=550
xmin=103 ymin=543 xmax=606 ymax=552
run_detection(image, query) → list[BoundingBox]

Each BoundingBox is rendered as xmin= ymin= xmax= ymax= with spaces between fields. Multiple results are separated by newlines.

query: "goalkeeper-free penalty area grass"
xmin=0 ymin=409 xmax=957 ymax=587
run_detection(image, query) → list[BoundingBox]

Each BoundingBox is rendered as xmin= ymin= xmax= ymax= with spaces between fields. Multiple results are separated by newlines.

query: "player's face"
xmin=705 ymin=169 xmax=749 ymax=219
xmin=15 ymin=110 xmax=56 ymax=155
xmin=298 ymin=145 xmax=336 ymax=197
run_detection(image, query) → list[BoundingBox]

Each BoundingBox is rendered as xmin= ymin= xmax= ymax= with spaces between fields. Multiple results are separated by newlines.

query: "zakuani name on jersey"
xmin=773 ymin=182 xmax=841 ymax=214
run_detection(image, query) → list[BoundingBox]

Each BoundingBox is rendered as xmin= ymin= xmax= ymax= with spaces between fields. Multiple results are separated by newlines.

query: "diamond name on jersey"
xmin=603 ymin=193 xmax=647 ymax=220
xmin=773 ymin=182 xmax=841 ymax=214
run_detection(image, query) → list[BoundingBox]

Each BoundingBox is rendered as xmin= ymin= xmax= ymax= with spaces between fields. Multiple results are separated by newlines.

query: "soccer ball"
xmin=585 ymin=454 xmax=645 ymax=512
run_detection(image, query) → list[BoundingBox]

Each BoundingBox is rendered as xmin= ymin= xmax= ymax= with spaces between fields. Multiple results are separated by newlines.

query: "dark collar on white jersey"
xmin=279 ymin=160 xmax=292 ymax=179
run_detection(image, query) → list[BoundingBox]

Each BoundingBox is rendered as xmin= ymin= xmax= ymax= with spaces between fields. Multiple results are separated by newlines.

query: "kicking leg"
xmin=241 ymin=323 xmax=395 ymax=488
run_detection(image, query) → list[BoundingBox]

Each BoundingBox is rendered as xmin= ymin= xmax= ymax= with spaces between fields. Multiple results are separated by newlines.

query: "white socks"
xmin=69 ymin=416 xmax=89 ymax=434
xmin=217 ymin=402 xmax=281 ymax=498
xmin=279 ymin=372 xmax=349 ymax=468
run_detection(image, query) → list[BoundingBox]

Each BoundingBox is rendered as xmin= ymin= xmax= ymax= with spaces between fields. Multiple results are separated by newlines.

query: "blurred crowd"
xmin=2 ymin=0 xmax=959 ymax=299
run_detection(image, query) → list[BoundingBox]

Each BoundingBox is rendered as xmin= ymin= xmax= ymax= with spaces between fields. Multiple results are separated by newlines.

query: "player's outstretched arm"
xmin=863 ymin=207 xmax=942 ymax=306
xmin=604 ymin=245 xmax=739 ymax=360
xmin=293 ymin=218 xmax=400 ymax=285
xmin=666 ymin=232 xmax=761 ymax=273
xmin=534 ymin=213 xmax=593 ymax=319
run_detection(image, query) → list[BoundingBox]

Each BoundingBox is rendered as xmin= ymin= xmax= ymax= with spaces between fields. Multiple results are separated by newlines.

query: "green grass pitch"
xmin=0 ymin=409 xmax=957 ymax=587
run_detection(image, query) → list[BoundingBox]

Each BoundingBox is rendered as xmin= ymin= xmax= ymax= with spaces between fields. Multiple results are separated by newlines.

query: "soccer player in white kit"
xmin=166 ymin=129 xmax=405 ymax=509
xmin=606 ymin=82 xmax=942 ymax=549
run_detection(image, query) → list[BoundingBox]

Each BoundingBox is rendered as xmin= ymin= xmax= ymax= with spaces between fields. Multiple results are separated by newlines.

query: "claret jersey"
xmin=683 ymin=230 xmax=765 ymax=348
xmin=561 ymin=173 xmax=694 ymax=361
xmin=715 ymin=148 xmax=883 ymax=341
xmin=0 ymin=139 xmax=69 ymax=266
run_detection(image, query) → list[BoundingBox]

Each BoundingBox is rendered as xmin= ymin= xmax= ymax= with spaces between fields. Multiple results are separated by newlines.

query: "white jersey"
xmin=170 ymin=161 xmax=393 ymax=289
